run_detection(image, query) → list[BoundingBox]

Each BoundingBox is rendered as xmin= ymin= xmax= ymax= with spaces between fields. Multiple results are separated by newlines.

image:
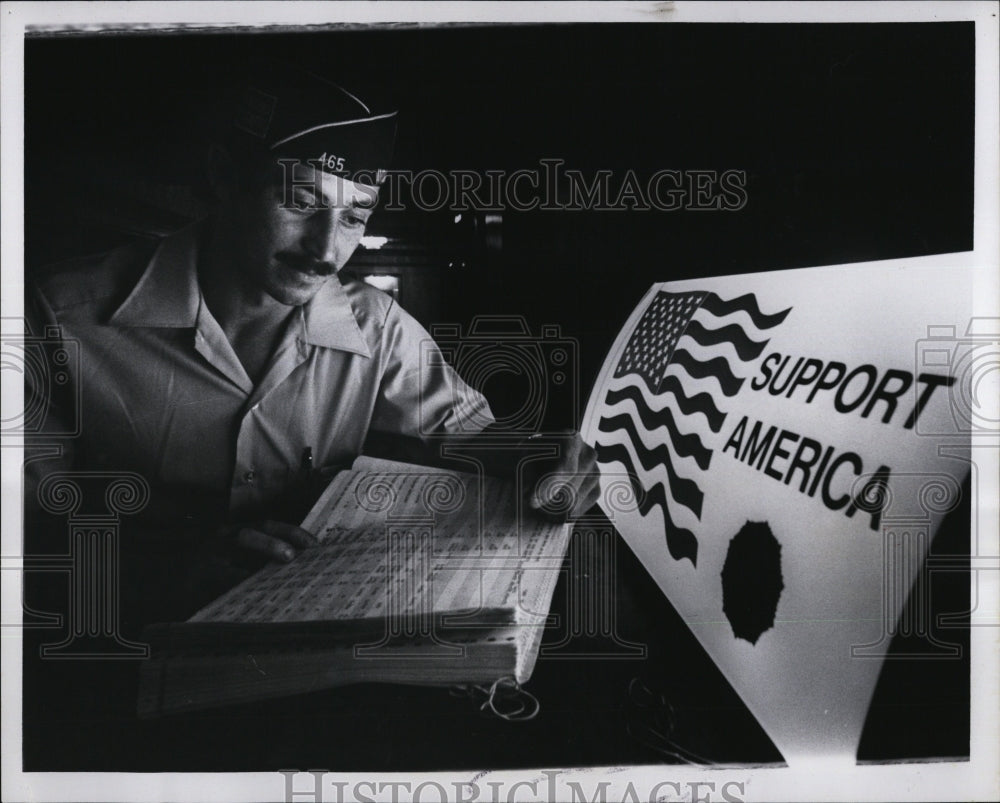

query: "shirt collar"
xmin=109 ymin=222 xmax=202 ymax=328
xmin=299 ymin=276 xmax=371 ymax=357
xmin=109 ymin=220 xmax=371 ymax=358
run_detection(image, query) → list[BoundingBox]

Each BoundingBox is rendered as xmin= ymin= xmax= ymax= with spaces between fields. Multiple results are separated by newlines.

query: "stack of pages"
xmin=138 ymin=457 xmax=571 ymax=717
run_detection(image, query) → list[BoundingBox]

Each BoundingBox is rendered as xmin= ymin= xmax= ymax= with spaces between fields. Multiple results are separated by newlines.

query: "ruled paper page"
xmin=191 ymin=458 xmax=570 ymax=625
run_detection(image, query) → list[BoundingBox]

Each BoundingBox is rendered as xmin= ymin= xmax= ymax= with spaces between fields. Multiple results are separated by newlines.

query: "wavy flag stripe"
xmin=669 ymin=348 xmax=745 ymax=397
xmin=606 ymin=377 xmax=727 ymax=433
xmin=599 ymin=404 xmax=712 ymax=471
xmin=655 ymin=375 xmax=727 ymax=433
xmin=593 ymin=435 xmax=703 ymax=519
xmin=595 ymin=443 xmax=699 ymax=567
xmin=684 ymin=318 xmax=770 ymax=362
xmin=598 ymin=289 xmax=793 ymax=568
xmin=623 ymin=360 xmax=666 ymax=397
xmin=606 ymin=377 xmax=727 ymax=434
xmin=701 ymin=291 xmax=792 ymax=330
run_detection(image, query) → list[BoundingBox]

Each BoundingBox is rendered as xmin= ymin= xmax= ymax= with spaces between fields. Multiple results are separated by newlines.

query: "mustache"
xmin=276 ymin=252 xmax=337 ymax=276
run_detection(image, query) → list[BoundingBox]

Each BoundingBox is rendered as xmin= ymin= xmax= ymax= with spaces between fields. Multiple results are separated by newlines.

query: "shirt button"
xmin=243 ymin=470 xmax=256 ymax=485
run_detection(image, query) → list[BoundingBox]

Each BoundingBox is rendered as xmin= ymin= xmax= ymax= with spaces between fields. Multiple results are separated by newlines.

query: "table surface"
xmin=21 ymin=511 xmax=968 ymax=772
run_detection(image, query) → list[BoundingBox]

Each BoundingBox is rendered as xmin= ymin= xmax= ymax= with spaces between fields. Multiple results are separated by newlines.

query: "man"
xmin=25 ymin=65 xmax=598 ymax=623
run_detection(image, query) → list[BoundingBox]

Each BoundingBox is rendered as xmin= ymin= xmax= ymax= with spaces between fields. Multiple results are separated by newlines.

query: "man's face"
xmin=229 ymin=160 xmax=378 ymax=306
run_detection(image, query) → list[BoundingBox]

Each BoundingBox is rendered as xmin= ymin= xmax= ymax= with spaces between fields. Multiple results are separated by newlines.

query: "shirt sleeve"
xmin=368 ymin=300 xmax=495 ymax=440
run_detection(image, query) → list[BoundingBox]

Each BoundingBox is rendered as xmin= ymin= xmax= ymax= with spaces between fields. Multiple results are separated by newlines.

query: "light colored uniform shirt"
xmin=27 ymin=222 xmax=494 ymax=520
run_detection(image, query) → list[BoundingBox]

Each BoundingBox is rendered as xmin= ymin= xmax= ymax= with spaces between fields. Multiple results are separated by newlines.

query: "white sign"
xmin=582 ymin=254 xmax=976 ymax=764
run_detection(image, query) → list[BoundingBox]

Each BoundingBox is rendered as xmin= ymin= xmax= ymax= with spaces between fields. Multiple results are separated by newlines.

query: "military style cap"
xmin=233 ymin=62 xmax=396 ymax=187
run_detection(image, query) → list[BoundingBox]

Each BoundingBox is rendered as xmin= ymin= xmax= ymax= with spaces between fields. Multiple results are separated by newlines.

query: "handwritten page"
xmin=190 ymin=457 xmax=570 ymax=626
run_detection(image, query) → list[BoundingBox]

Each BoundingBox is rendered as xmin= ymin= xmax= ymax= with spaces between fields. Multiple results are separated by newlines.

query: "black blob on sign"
xmin=721 ymin=521 xmax=784 ymax=645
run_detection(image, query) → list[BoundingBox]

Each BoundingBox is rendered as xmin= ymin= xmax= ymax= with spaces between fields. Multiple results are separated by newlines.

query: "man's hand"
xmin=363 ymin=427 xmax=602 ymax=522
xmin=231 ymin=520 xmax=317 ymax=563
xmin=524 ymin=433 xmax=601 ymax=522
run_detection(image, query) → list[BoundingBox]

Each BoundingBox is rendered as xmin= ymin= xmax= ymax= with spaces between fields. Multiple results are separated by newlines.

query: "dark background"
xmin=22 ymin=22 xmax=974 ymax=770
xmin=25 ymin=22 xmax=975 ymax=408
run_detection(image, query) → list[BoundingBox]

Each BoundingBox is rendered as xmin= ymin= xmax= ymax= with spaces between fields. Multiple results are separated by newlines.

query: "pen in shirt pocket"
xmin=299 ymin=446 xmax=342 ymax=494
xmin=299 ymin=446 xmax=314 ymax=484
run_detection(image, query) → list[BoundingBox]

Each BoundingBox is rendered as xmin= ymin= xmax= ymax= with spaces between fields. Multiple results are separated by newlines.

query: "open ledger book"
xmin=138 ymin=457 xmax=572 ymax=717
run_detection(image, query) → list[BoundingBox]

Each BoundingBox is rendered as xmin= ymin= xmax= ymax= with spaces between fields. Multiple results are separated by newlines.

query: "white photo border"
xmin=2 ymin=2 xmax=997 ymax=801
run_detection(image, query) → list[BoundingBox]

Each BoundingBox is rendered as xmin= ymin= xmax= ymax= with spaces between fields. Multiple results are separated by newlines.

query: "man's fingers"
xmin=528 ymin=442 xmax=601 ymax=520
xmin=235 ymin=528 xmax=298 ymax=562
xmin=581 ymin=477 xmax=601 ymax=513
xmin=258 ymin=520 xmax=318 ymax=549
xmin=529 ymin=473 xmax=592 ymax=520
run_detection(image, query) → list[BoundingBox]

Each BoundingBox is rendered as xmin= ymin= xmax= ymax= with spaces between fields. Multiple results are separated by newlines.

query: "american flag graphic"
xmin=595 ymin=290 xmax=792 ymax=567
